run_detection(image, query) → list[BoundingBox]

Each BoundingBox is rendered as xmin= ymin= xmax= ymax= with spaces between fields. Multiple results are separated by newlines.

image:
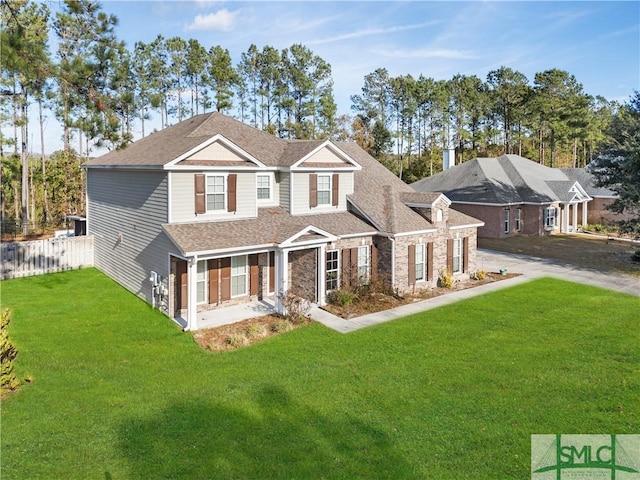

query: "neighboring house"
xmin=561 ymin=168 xmax=632 ymax=225
xmin=84 ymin=113 xmax=483 ymax=330
xmin=411 ymin=154 xmax=592 ymax=238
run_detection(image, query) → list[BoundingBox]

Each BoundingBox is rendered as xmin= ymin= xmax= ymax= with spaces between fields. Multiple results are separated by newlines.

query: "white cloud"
xmin=307 ymin=21 xmax=439 ymax=46
xmin=185 ymin=9 xmax=238 ymax=32
xmin=372 ymin=46 xmax=479 ymax=60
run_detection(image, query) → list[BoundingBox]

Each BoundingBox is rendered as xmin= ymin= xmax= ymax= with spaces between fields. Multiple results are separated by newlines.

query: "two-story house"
xmin=84 ymin=113 xmax=483 ymax=330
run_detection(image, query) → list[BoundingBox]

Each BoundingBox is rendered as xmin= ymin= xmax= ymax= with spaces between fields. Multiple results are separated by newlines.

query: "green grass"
xmin=1 ymin=268 xmax=638 ymax=479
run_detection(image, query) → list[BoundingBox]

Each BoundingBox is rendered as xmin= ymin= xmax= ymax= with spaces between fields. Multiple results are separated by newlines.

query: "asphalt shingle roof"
xmin=86 ymin=112 xmax=482 ymax=251
xmin=562 ymin=168 xmax=617 ymax=197
xmin=163 ymin=207 xmax=377 ymax=255
xmin=411 ymin=154 xmax=587 ymax=205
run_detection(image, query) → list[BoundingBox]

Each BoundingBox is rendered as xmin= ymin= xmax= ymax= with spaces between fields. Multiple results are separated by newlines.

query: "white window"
xmin=256 ymin=174 xmax=271 ymax=201
xmin=415 ymin=243 xmax=426 ymax=282
xmin=231 ymin=256 xmax=247 ymax=297
xmin=326 ymin=250 xmax=339 ymax=292
xmin=452 ymin=238 xmax=463 ymax=274
xmin=504 ymin=209 xmax=510 ymax=233
xmin=196 ymin=260 xmax=207 ymax=303
xmin=544 ymin=207 xmax=556 ymax=229
xmin=317 ymin=175 xmax=331 ymax=205
xmin=207 ymin=175 xmax=226 ymax=211
xmin=357 ymin=245 xmax=370 ymax=284
xmin=515 ymin=208 xmax=522 ymax=231
xmin=436 ymin=209 xmax=443 ymax=222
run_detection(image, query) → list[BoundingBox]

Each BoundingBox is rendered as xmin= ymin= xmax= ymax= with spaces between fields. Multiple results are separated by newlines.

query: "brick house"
xmin=562 ymin=168 xmax=634 ymax=225
xmin=411 ymin=154 xmax=592 ymax=238
xmin=84 ymin=113 xmax=483 ymax=330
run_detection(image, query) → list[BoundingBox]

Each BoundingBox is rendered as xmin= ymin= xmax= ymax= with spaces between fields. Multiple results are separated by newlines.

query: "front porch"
xmin=174 ymin=298 xmax=276 ymax=331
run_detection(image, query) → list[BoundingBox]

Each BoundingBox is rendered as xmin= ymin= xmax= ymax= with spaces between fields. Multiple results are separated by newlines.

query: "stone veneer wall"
xmin=289 ymin=248 xmax=317 ymax=302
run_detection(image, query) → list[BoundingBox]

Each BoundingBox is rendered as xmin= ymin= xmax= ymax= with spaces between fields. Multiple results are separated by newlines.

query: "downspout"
xmin=390 ymin=236 xmax=396 ymax=289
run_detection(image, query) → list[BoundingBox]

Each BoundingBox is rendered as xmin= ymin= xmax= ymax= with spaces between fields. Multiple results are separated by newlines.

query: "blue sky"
xmin=22 ymin=1 xmax=640 ymax=153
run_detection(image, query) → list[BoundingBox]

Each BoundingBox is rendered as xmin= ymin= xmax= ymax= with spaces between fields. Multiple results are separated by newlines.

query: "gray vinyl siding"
xmin=170 ymin=171 xmax=256 ymax=222
xmin=290 ymin=171 xmax=352 ymax=215
xmin=87 ymin=169 xmax=176 ymax=314
xmin=278 ymin=172 xmax=290 ymax=211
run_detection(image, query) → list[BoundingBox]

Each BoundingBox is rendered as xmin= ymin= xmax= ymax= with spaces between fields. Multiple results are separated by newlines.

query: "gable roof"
xmin=338 ymin=142 xmax=481 ymax=233
xmin=85 ymin=113 xmax=359 ymax=170
xmin=411 ymin=154 xmax=591 ymax=205
xmin=561 ymin=168 xmax=617 ymax=198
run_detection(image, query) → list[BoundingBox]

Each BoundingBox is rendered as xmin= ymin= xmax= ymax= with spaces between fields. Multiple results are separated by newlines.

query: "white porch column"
xmin=582 ymin=201 xmax=588 ymax=226
xmin=274 ymin=249 xmax=289 ymax=314
xmin=186 ymin=257 xmax=198 ymax=331
xmin=562 ymin=205 xmax=570 ymax=233
xmin=572 ymin=203 xmax=578 ymax=232
xmin=317 ymin=244 xmax=327 ymax=306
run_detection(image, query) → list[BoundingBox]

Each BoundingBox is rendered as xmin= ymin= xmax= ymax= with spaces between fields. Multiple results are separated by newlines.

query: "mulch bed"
xmin=192 ymin=315 xmax=311 ymax=352
xmin=193 ymin=272 xmax=520 ymax=352
xmin=322 ymin=272 xmax=521 ymax=319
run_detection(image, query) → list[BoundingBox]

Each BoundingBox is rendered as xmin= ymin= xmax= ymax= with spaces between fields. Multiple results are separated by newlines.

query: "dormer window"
xmin=436 ymin=209 xmax=443 ymax=222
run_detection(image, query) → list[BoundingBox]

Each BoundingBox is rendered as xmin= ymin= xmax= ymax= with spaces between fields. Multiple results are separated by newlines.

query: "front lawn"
xmin=1 ymin=269 xmax=638 ymax=479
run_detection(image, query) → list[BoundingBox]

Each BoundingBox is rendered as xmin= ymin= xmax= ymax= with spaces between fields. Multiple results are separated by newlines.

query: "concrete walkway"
xmin=308 ymin=249 xmax=640 ymax=334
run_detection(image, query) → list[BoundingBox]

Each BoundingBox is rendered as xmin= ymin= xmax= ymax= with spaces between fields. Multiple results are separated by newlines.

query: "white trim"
xmin=183 ymin=243 xmax=275 ymax=258
xmin=315 ymin=172 xmax=333 ymax=207
xmin=205 ymin=173 xmax=228 ymax=213
xmin=346 ymin=199 xmax=383 ymax=231
xmin=289 ymin=140 xmax=362 ymax=170
xmin=390 ymin=229 xmax=438 ymax=237
xmin=167 ymin=171 xmax=173 ymax=224
xmin=196 ymin=259 xmax=207 ymax=304
xmin=448 ymin=223 xmax=485 ymax=230
xmin=230 ymin=255 xmax=248 ymax=298
xmin=256 ymin=172 xmax=276 ymax=204
xmin=165 ymin=134 xmax=267 ymax=168
xmin=280 ymin=225 xmax=338 ymax=248
xmin=415 ymin=243 xmax=426 ymax=282
xmin=403 ymin=193 xmax=452 ymax=208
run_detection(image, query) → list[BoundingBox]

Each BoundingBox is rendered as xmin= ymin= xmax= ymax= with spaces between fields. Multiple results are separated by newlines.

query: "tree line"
xmin=0 ymin=0 xmax=630 ymax=236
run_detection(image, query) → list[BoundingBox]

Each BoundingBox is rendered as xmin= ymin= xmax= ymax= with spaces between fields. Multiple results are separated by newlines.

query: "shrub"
xmin=226 ymin=333 xmax=247 ymax=348
xmin=632 ymin=249 xmax=640 ymax=263
xmin=1 ymin=309 xmax=20 ymax=396
xmin=277 ymin=289 xmax=311 ymax=323
xmin=326 ymin=288 xmax=357 ymax=307
xmin=247 ymin=324 xmax=267 ymax=339
xmin=471 ymin=269 xmax=487 ymax=281
xmin=438 ymin=268 xmax=453 ymax=288
xmin=272 ymin=319 xmax=292 ymax=333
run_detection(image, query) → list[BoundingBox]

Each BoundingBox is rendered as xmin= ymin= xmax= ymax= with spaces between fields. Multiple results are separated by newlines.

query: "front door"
xmin=175 ymin=259 xmax=188 ymax=312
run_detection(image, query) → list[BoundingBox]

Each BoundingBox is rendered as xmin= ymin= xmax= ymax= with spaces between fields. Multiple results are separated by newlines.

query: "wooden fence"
xmin=1 ymin=236 xmax=94 ymax=280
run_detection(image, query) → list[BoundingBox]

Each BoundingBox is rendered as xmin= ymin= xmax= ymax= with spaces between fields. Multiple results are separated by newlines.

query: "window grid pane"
xmin=415 ymin=244 xmax=425 ymax=281
xmin=231 ymin=256 xmax=247 ymax=296
xmin=452 ymin=239 xmax=462 ymax=273
xmin=257 ymin=175 xmax=270 ymax=200
xmin=326 ymin=250 xmax=339 ymax=291
xmin=207 ymin=176 xmax=225 ymax=211
xmin=317 ymin=175 xmax=331 ymax=205
xmin=357 ymin=246 xmax=370 ymax=284
xmin=197 ymin=260 xmax=206 ymax=303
